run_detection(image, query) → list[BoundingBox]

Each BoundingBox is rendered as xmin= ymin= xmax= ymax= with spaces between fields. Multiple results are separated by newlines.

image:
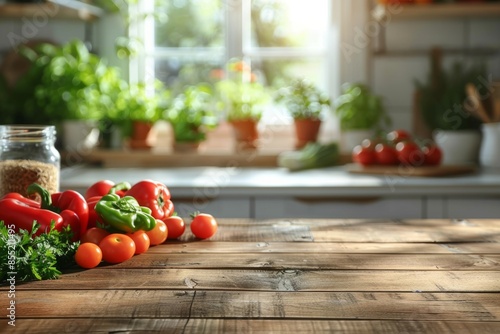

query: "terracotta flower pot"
xmin=293 ymin=118 xmax=321 ymax=149
xmin=129 ymin=121 xmax=156 ymax=149
xmin=230 ymin=119 xmax=259 ymax=151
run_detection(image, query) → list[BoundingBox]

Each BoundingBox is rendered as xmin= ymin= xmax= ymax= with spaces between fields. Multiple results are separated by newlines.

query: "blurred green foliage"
xmin=334 ymin=83 xmax=391 ymax=131
xmin=164 ymin=83 xmax=218 ymax=143
xmin=415 ymin=61 xmax=486 ymax=131
xmin=275 ymin=78 xmax=331 ymax=120
xmin=215 ymin=59 xmax=271 ymax=121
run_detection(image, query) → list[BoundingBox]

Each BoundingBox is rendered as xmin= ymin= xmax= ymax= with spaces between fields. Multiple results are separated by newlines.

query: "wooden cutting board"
xmin=345 ymin=163 xmax=477 ymax=177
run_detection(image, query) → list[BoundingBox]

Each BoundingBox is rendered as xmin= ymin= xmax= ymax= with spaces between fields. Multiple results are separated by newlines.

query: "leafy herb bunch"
xmin=334 ymin=83 xmax=391 ymax=131
xmin=164 ymin=84 xmax=218 ymax=143
xmin=215 ymin=58 xmax=270 ymax=121
xmin=275 ymin=78 xmax=331 ymax=120
xmin=0 ymin=221 xmax=79 ymax=283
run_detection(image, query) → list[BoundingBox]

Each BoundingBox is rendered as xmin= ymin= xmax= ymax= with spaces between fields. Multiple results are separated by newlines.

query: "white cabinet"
xmin=426 ymin=196 xmax=500 ymax=219
xmin=254 ymin=196 xmax=423 ymax=219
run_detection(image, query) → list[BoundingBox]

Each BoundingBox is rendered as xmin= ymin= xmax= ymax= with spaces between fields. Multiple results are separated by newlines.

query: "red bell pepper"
xmin=124 ymin=180 xmax=174 ymax=219
xmin=27 ymin=183 xmax=89 ymax=240
xmin=1 ymin=192 xmax=41 ymax=208
xmin=84 ymin=180 xmax=131 ymax=200
xmin=0 ymin=197 xmax=64 ymax=236
xmin=86 ymin=195 xmax=104 ymax=229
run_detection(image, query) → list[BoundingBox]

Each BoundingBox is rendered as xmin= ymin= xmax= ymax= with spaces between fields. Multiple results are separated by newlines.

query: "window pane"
xmin=154 ymin=58 xmax=223 ymax=93
xmin=155 ymin=0 xmax=224 ymax=48
xmin=249 ymin=0 xmax=329 ymax=49
xmin=252 ymin=58 xmax=327 ymax=89
xmin=252 ymin=58 xmax=329 ymax=124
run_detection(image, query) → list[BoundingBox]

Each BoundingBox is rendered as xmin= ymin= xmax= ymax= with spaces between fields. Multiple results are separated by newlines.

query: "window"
xmin=131 ymin=0 xmax=338 ymax=148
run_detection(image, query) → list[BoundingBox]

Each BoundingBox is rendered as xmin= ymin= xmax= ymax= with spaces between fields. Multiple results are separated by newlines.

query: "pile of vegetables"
xmin=351 ymin=129 xmax=442 ymax=167
xmin=0 ymin=179 xmax=218 ymax=283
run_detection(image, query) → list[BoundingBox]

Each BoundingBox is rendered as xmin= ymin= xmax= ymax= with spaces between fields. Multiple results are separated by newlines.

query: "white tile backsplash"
xmin=469 ymin=18 xmax=500 ymax=49
xmin=372 ymin=56 xmax=428 ymax=107
xmin=386 ymin=106 xmax=414 ymax=133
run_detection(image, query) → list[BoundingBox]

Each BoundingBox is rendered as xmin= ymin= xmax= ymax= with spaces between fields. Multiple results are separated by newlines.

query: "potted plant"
xmin=275 ymin=79 xmax=331 ymax=149
xmin=414 ymin=50 xmax=485 ymax=165
xmin=3 ymin=40 xmax=117 ymax=152
xmin=333 ymin=82 xmax=391 ymax=154
xmin=215 ymin=59 xmax=270 ymax=150
xmin=164 ymin=84 xmax=218 ymax=152
xmin=111 ymin=81 xmax=170 ymax=150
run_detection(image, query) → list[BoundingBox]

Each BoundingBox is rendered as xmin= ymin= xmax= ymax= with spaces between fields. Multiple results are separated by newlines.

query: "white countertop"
xmin=60 ymin=165 xmax=500 ymax=198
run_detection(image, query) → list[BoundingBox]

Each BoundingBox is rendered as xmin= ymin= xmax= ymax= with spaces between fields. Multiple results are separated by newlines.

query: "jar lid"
xmin=0 ymin=125 xmax=56 ymax=143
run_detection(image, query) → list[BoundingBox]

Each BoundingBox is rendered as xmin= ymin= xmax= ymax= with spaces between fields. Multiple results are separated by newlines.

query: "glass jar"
xmin=0 ymin=125 xmax=60 ymax=198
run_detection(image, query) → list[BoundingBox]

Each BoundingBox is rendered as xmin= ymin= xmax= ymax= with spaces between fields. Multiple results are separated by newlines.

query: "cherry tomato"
xmin=146 ymin=220 xmax=168 ymax=246
xmin=81 ymin=227 xmax=110 ymax=245
xmin=422 ymin=144 xmax=442 ymax=166
xmin=127 ymin=230 xmax=150 ymax=255
xmin=375 ymin=143 xmax=398 ymax=165
xmin=190 ymin=213 xmax=218 ymax=239
xmin=396 ymin=141 xmax=425 ymax=166
xmin=75 ymin=242 xmax=102 ymax=269
xmin=352 ymin=145 xmax=377 ymax=166
xmin=387 ymin=129 xmax=411 ymax=144
xmin=361 ymin=138 xmax=379 ymax=150
xmin=163 ymin=216 xmax=186 ymax=239
xmin=99 ymin=233 xmax=136 ymax=264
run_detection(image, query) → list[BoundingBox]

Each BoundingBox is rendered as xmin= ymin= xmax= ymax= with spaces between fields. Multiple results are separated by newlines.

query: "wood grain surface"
xmin=1 ymin=218 xmax=499 ymax=333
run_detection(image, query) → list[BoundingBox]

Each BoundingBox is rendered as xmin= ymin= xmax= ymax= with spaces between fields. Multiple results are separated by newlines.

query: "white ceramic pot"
xmin=62 ymin=120 xmax=100 ymax=152
xmin=479 ymin=122 xmax=500 ymax=167
xmin=433 ymin=130 xmax=481 ymax=165
xmin=340 ymin=129 xmax=374 ymax=154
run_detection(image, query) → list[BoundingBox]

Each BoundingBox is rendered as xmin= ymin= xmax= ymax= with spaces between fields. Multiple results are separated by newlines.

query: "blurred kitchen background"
xmin=0 ymin=0 xmax=499 ymax=165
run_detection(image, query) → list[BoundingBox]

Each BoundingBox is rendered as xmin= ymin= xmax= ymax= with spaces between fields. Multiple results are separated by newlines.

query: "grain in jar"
xmin=0 ymin=125 xmax=60 ymax=197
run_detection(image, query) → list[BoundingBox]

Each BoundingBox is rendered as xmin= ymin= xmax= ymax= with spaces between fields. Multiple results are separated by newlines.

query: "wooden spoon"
xmin=466 ymin=83 xmax=491 ymax=123
xmin=494 ymin=99 xmax=500 ymax=123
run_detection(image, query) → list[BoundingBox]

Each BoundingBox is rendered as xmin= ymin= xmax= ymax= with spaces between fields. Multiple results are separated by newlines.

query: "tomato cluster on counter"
xmin=74 ymin=179 xmax=219 ymax=268
xmin=0 ymin=178 xmax=219 ymax=271
xmin=352 ymin=129 xmax=443 ymax=167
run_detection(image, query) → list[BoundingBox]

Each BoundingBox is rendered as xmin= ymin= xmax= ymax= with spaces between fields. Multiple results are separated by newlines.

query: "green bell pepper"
xmin=95 ymin=194 xmax=157 ymax=233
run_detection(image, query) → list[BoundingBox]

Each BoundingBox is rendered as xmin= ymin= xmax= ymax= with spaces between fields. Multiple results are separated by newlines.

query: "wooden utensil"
xmin=465 ymin=83 xmax=491 ymax=123
xmin=494 ymin=99 xmax=500 ymax=122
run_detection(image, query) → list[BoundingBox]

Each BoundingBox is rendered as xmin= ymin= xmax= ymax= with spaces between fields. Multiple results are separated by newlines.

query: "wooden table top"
xmin=2 ymin=218 xmax=500 ymax=333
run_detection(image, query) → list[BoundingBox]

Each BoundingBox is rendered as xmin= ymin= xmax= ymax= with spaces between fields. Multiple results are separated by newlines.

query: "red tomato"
xmin=190 ymin=213 xmax=218 ymax=239
xmin=375 ymin=143 xmax=398 ymax=165
xmin=81 ymin=227 xmax=110 ymax=245
xmin=146 ymin=220 xmax=168 ymax=246
xmin=352 ymin=145 xmax=377 ymax=166
xmin=396 ymin=141 xmax=425 ymax=166
xmin=361 ymin=138 xmax=379 ymax=150
xmin=422 ymin=144 xmax=442 ymax=166
xmin=99 ymin=233 xmax=136 ymax=264
xmin=387 ymin=129 xmax=411 ymax=144
xmin=127 ymin=230 xmax=150 ymax=255
xmin=75 ymin=242 xmax=102 ymax=269
xmin=163 ymin=216 xmax=186 ymax=239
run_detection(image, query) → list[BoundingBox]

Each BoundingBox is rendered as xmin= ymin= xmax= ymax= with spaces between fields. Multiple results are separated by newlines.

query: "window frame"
xmin=128 ymin=0 xmax=369 ymax=145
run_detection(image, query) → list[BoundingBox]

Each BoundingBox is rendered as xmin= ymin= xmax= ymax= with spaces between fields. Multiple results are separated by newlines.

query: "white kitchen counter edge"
xmin=60 ymin=165 xmax=500 ymax=197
